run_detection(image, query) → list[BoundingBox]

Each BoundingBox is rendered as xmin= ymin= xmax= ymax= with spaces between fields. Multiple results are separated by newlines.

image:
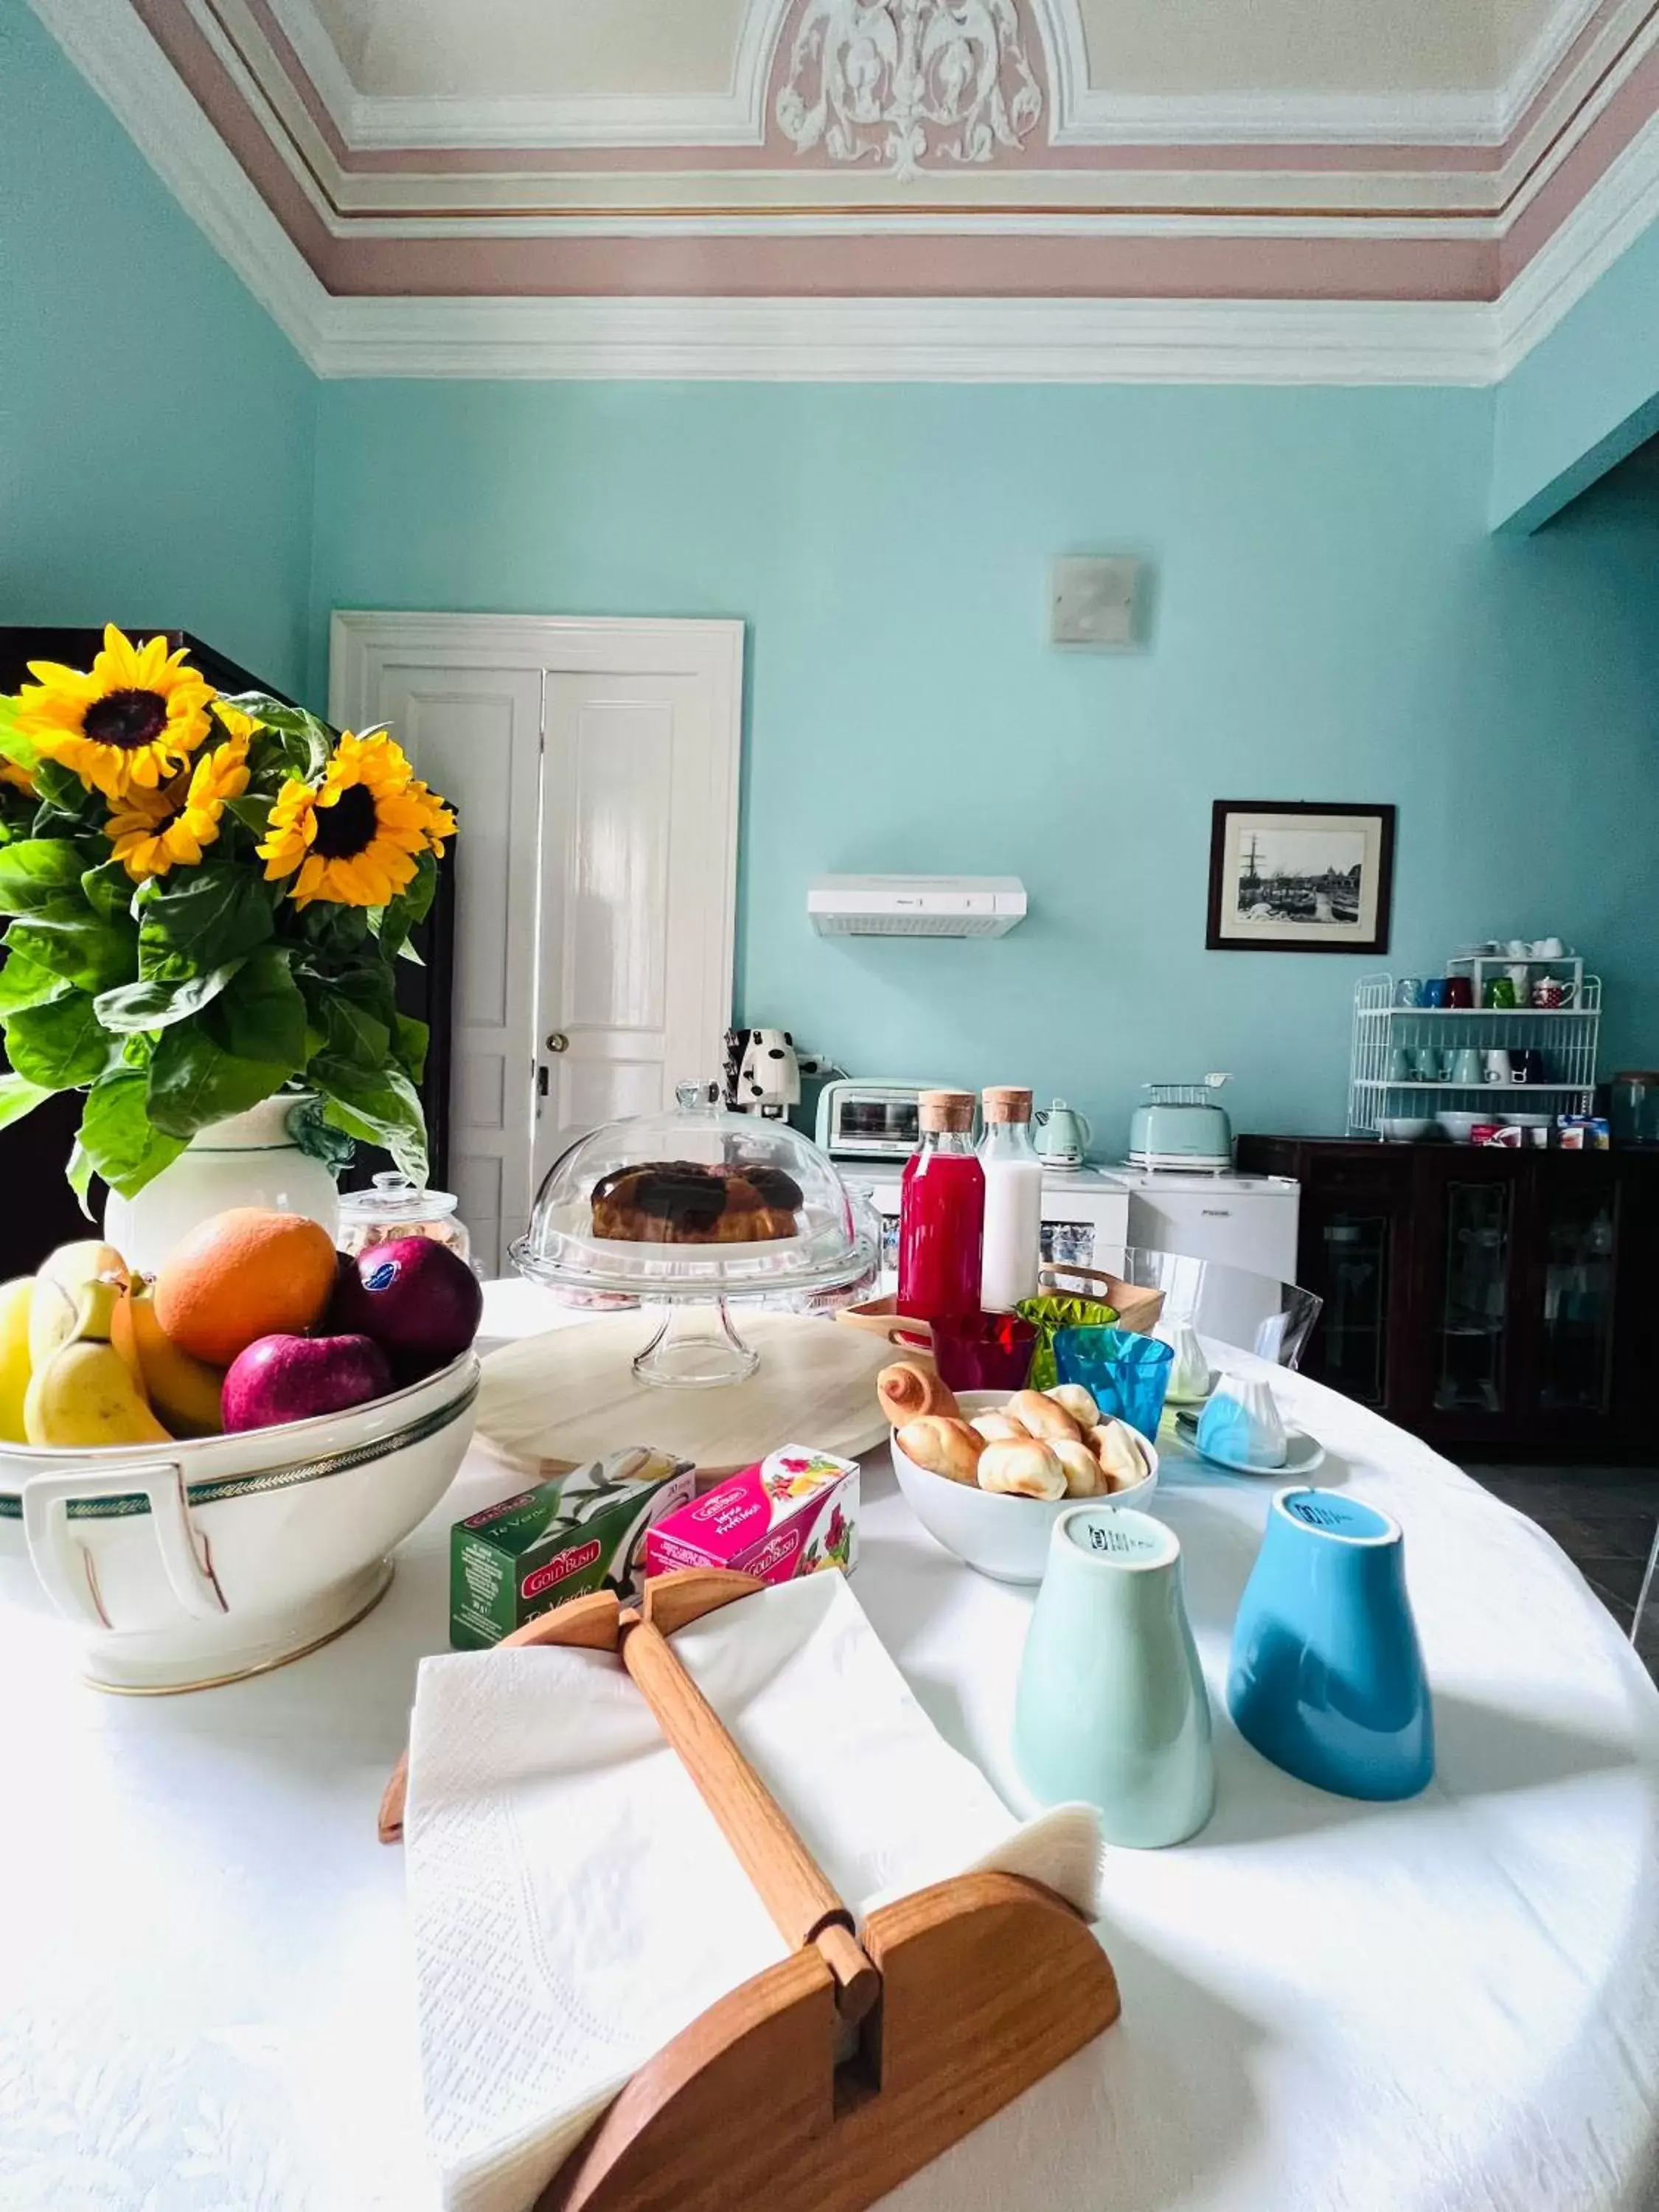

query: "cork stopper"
xmin=918 ymin=1089 xmax=975 ymax=1133
xmin=981 ymin=1086 xmax=1033 ymax=1124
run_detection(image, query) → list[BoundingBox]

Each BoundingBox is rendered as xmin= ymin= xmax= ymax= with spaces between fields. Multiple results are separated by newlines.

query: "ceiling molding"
xmin=26 ymin=0 xmax=1659 ymax=389
xmin=27 ymin=0 xmax=327 ymax=363
xmin=1495 ymin=98 xmax=1659 ymax=368
xmin=1497 ymin=0 xmax=1604 ymax=137
xmin=307 ymin=293 xmax=1495 ymax=383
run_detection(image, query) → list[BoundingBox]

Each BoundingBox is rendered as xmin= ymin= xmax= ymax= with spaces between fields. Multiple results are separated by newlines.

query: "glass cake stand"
xmin=510 ymin=1082 xmax=880 ymax=1386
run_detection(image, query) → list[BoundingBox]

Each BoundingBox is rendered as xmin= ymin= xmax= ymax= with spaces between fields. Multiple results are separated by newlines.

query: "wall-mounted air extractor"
xmin=807 ymin=874 xmax=1028 ymax=939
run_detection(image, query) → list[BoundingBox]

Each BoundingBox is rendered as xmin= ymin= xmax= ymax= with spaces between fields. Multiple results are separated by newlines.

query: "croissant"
xmin=878 ymin=1361 xmax=961 ymax=1427
xmin=1003 ymin=1389 xmax=1083 ymax=1444
xmin=1046 ymin=1383 xmax=1100 ymax=1432
xmin=978 ymin=1437 xmax=1068 ymax=1501
xmin=897 ymin=1415 xmax=984 ymax=1486
xmin=1051 ymin=1436 xmax=1109 ymax=1498
xmin=1089 ymin=1419 xmax=1147 ymax=1491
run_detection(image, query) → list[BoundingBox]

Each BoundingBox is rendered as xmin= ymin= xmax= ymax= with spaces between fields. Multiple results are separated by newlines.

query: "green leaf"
xmin=298 ymin=959 xmax=394 ymax=1068
xmin=226 ymin=794 xmax=273 ymax=837
xmin=29 ymin=760 xmax=100 ymax=830
xmin=3 ymin=992 xmax=111 ymax=1088
xmin=376 ymin=850 xmax=437 ymax=960
xmin=66 ymin=1138 xmax=96 ymax=1218
xmin=7 ymin=914 xmax=134 ymax=994
xmin=78 ymin=1071 xmax=188 ymax=1198
xmin=314 ymin=1055 xmax=428 ymax=1185
xmin=94 ymin=960 xmax=246 ymax=1034
xmin=146 ymin=1018 xmax=288 ymax=1140
xmin=80 ymin=858 xmax=136 ymax=928
xmin=295 ymin=900 xmax=370 ymax=959
xmin=136 ymin=866 xmax=274 ymax=981
xmin=0 ymin=695 xmax=41 ymax=772
xmin=0 ymin=1071 xmax=52 ymax=1135
xmin=0 ymin=951 xmax=73 ymax=1016
xmin=394 ymin=1012 xmax=429 ymax=1086
xmin=229 ymin=698 xmax=334 ymax=778
xmin=0 ymin=839 xmax=91 ymax=917
xmin=202 ymin=947 xmax=307 ymax=1071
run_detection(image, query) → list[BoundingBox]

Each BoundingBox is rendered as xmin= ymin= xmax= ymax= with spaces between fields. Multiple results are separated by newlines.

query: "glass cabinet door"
xmin=1316 ymin=1213 xmax=1389 ymax=1405
xmin=1537 ymin=1183 xmax=1616 ymax=1413
xmin=1436 ymin=1180 xmax=1512 ymax=1412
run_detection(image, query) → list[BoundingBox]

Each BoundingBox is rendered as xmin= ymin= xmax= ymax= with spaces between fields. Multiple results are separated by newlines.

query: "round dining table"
xmin=3 ymin=1284 xmax=1659 ymax=2212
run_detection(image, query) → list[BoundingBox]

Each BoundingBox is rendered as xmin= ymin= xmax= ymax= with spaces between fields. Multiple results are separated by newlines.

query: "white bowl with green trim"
xmin=0 ymin=1352 xmax=478 ymax=1692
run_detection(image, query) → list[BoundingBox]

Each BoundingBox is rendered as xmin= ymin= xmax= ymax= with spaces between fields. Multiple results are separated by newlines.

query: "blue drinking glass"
xmin=1054 ymin=1327 xmax=1175 ymax=1438
xmin=1227 ymin=1488 xmax=1434 ymax=1801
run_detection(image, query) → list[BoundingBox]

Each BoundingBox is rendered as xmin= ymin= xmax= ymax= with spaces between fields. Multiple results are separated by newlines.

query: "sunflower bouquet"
xmin=0 ymin=627 xmax=456 ymax=1200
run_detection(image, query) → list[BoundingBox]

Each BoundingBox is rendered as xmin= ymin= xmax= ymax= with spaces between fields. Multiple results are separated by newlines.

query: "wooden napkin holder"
xmin=380 ymin=1568 xmax=1120 ymax=2212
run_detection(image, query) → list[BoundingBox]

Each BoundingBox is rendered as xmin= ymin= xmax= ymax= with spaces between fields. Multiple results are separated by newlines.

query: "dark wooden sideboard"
xmin=1237 ymin=1135 xmax=1659 ymax=1461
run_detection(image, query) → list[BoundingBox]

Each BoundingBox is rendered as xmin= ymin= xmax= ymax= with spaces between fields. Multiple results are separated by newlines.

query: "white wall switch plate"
xmin=1050 ymin=555 xmax=1146 ymax=649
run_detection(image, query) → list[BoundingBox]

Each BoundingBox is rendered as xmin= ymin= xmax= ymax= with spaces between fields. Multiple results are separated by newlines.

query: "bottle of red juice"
xmin=897 ymin=1090 xmax=985 ymax=1323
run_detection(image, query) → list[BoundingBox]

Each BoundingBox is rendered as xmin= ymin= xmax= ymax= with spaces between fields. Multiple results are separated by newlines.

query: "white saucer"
xmin=1164 ymin=1369 xmax=1219 ymax=1411
xmin=1175 ymin=1411 xmax=1326 ymax=1478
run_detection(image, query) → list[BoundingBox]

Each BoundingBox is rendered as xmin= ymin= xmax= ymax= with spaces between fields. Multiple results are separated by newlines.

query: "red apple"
xmin=328 ymin=1236 xmax=482 ymax=1380
xmin=222 ymin=1332 xmax=392 ymax=1432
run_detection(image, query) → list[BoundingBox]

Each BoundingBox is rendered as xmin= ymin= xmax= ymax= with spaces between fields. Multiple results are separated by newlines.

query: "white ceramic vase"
xmin=103 ymin=1094 xmax=340 ymax=1274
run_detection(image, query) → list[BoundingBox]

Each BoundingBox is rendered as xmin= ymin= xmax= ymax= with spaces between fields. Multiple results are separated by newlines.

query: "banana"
xmin=24 ymin=1276 xmax=173 ymax=1449
xmin=112 ymin=1279 xmax=224 ymax=1437
xmin=29 ymin=1240 xmax=127 ymax=1371
xmin=0 ymin=1276 xmax=33 ymax=1442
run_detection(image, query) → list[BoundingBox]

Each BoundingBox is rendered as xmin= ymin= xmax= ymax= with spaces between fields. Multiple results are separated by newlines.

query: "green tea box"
xmin=451 ymin=1446 xmax=694 ymax=1650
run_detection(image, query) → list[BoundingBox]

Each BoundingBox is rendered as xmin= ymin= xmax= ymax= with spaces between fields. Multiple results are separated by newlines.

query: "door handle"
xmin=546 ymin=1032 xmax=569 ymax=1053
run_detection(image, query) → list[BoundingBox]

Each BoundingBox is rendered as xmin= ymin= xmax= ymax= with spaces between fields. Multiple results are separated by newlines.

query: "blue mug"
xmin=1421 ymin=978 xmax=1450 ymax=1009
xmin=1394 ymin=977 xmax=1424 ymax=1008
xmin=1227 ymin=1488 xmax=1433 ymax=1801
xmin=1054 ymin=1327 xmax=1175 ymax=1438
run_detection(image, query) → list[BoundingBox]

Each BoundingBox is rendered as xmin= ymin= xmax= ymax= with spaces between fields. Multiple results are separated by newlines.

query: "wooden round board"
xmin=476 ymin=1311 xmax=897 ymax=1475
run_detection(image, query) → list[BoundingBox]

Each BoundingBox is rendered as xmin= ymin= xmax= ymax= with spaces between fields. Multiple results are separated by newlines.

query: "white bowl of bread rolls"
xmin=879 ymin=1363 xmax=1158 ymax=1585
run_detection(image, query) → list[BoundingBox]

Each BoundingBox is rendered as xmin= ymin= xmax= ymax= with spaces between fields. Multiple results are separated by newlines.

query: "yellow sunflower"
xmin=17 ymin=626 xmax=215 ymax=801
xmin=105 ymin=734 xmax=251 ymax=883
xmin=257 ymin=731 xmax=453 ymax=908
xmin=0 ymin=759 xmax=35 ymax=799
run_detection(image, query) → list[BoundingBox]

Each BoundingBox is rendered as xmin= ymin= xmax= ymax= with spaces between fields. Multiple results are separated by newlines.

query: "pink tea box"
xmin=644 ymin=1445 xmax=858 ymax=1585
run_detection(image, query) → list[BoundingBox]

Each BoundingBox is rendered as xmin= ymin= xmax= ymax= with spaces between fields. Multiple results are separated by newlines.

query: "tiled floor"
xmin=1464 ymin=1463 xmax=1659 ymax=1674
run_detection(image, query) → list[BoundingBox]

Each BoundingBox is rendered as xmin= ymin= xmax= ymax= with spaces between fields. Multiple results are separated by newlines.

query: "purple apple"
xmin=223 ymin=1332 xmax=392 ymax=1432
xmin=327 ymin=1236 xmax=483 ymax=1380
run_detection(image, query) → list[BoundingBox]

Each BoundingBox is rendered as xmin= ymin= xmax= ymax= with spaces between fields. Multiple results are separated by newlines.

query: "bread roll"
xmin=1046 ymin=1383 xmax=1100 ymax=1431
xmin=1003 ymin=1389 xmax=1083 ymax=1444
xmin=978 ymin=1438 xmax=1068 ymax=1501
xmin=971 ymin=1411 xmax=1027 ymax=1443
xmin=878 ymin=1361 xmax=960 ymax=1427
xmin=1051 ymin=1436 xmax=1108 ymax=1498
xmin=897 ymin=1415 xmax=983 ymax=1486
xmin=1088 ymin=1419 xmax=1147 ymax=1491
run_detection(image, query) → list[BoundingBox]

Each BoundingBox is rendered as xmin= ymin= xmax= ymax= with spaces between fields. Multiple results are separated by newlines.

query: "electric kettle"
xmin=1034 ymin=1099 xmax=1091 ymax=1170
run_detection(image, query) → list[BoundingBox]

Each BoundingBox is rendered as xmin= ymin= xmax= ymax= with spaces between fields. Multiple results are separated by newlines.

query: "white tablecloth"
xmin=3 ymin=1287 xmax=1658 ymax=2212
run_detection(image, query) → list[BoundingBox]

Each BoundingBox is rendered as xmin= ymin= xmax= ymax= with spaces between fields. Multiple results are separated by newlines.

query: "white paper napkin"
xmin=406 ymin=1572 xmax=1103 ymax=2212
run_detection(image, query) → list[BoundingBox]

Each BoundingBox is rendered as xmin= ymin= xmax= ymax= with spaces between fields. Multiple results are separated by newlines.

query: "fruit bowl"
xmin=890 ymin=1390 xmax=1158 ymax=1585
xmin=0 ymin=1352 xmax=479 ymax=1692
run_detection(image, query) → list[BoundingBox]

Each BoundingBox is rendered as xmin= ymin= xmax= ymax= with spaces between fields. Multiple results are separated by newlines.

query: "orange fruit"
xmin=153 ymin=1208 xmax=338 ymax=1366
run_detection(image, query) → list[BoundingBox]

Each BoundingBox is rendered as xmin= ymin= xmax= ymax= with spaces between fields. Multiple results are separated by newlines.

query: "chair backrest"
xmin=1113 ymin=1246 xmax=1324 ymax=1371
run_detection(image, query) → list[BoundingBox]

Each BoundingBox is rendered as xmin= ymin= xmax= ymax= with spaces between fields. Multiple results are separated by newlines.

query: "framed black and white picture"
xmin=1206 ymin=801 xmax=1396 ymax=954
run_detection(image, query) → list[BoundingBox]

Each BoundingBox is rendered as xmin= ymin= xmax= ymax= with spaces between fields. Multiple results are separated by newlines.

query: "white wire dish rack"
xmin=1348 ymin=970 xmax=1601 ymax=1138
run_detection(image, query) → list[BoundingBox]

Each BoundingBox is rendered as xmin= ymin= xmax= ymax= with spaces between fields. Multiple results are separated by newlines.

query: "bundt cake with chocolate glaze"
xmin=591 ymin=1158 xmax=804 ymax=1243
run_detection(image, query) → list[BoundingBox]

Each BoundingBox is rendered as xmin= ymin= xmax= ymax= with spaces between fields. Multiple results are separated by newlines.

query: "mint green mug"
xmin=1014 ymin=1505 xmax=1214 ymax=1848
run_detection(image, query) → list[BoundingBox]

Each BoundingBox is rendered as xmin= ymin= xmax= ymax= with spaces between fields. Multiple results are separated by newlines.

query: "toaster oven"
xmin=814 ymin=1079 xmax=973 ymax=1161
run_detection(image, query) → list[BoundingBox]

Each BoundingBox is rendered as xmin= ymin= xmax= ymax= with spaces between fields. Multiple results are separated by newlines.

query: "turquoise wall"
xmin=0 ymin=0 xmax=316 ymax=694
xmin=1493 ymin=215 xmax=1659 ymax=532
xmin=310 ymin=382 xmax=1659 ymax=1148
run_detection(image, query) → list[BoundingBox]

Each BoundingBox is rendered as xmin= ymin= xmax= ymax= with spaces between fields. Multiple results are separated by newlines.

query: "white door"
xmin=330 ymin=615 xmax=742 ymax=1276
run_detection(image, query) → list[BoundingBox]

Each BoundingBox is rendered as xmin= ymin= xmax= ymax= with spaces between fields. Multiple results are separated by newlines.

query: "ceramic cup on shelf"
xmin=1531 ymin=977 xmax=1574 ymax=1009
xmin=1227 ymin=1488 xmax=1434 ymax=1802
xmin=1484 ymin=977 xmax=1519 ymax=1010
xmin=1513 ymin=1048 xmax=1548 ymax=1084
xmin=1531 ymin=936 xmax=1565 ymax=959
xmin=1444 ymin=975 xmax=1475 ymax=1009
xmin=1014 ymin=1504 xmax=1214 ymax=1848
xmin=1387 ymin=1046 xmax=1414 ymax=1084
xmin=1422 ymin=978 xmax=1450 ymax=1009
xmin=1504 ymin=938 xmax=1530 ymax=958
xmin=1394 ymin=978 xmax=1425 ymax=1008
xmin=1196 ymin=1374 xmax=1288 ymax=1469
xmin=1450 ymin=1047 xmax=1486 ymax=1085
xmin=1413 ymin=1047 xmax=1444 ymax=1082
xmin=1483 ymin=1048 xmax=1513 ymax=1084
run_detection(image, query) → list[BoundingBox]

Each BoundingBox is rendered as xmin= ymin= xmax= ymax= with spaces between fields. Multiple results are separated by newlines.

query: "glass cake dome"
xmin=511 ymin=1082 xmax=879 ymax=1385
